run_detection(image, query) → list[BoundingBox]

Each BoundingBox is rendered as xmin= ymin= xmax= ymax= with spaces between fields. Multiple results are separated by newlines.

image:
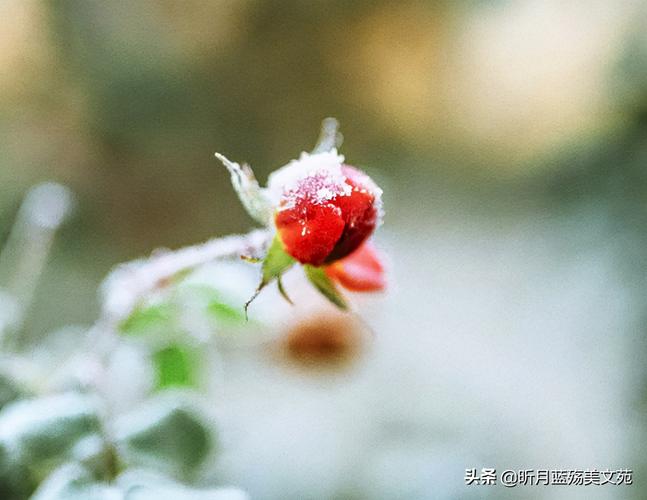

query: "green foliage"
xmin=120 ymin=284 xmax=248 ymax=342
xmin=124 ymin=485 xmax=248 ymax=500
xmin=5 ymin=392 xmax=231 ymax=498
xmin=0 ymin=394 xmax=102 ymax=498
xmin=119 ymin=469 xmax=248 ymax=499
xmin=119 ymin=303 xmax=176 ymax=336
xmin=32 ymin=465 xmax=249 ymax=500
xmin=207 ymin=301 xmax=246 ymax=324
xmin=0 ymin=441 xmax=32 ymax=499
xmin=30 ymin=463 xmax=117 ymax=500
xmin=153 ymin=344 xmax=198 ymax=390
xmin=0 ymin=393 xmax=101 ymax=465
xmin=190 ymin=285 xmax=246 ymax=325
xmin=303 ymin=265 xmax=348 ymax=310
xmin=0 ymin=372 xmax=22 ymax=411
xmin=115 ymin=396 xmax=213 ymax=480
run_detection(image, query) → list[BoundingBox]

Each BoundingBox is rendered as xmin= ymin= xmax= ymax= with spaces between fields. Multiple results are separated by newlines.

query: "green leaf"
xmin=31 ymin=463 xmax=119 ymax=500
xmin=0 ymin=372 xmax=22 ymax=411
xmin=178 ymin=284 xmax=246 ymax=326
xmin=207 ymin=301 xmax=246 ymax=324
xmin=115 ymin=396 xmax=213 ymax=479
xmin=119 ymin=303 xmax=175 ymax=336
xmin=261 ymin=235 xmax=295 ymax=286
xmin=0 ymin=441 xmax=32 ymax=499
xmin=304 ymin=265 xmax=348 ymax=310
xmin=125 ymin=485 xmax=249 ymax=500
xmin=192 ymin=285 xmax=245 ymax=323
xmin=0 ymin=393 xmax=102 ymax=465
xmin=153 ymin=344 xmax=198 ymax=390
xmin=70 ymin=435 xmax=117 ymax=479
xmin=118 ymin=469 xmax=249 ymax=500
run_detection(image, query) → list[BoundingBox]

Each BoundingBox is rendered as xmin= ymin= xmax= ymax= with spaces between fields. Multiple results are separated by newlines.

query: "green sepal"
xmin=245 ymin=235 xmax=295 ymax=315
xmin=303 ymin=265 xmax=348 ymax=310
xmin=276 ymin=275 xmax=293 ymax=305
xmin=261 ymin=235 xmax=295 ymax=286
xmin=215 ymin=152 xmax=272 ymax=225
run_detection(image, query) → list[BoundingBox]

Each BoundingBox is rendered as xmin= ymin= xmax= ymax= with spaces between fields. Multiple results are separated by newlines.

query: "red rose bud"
xmin=325 ymin=241 xmax=385 ymax=292
xmin=269 ymin=151 xmax=383 ymax=266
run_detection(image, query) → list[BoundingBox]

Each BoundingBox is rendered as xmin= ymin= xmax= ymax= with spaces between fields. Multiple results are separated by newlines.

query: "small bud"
xmin=270 ymin=151 xmax=382 ymax=266
xmin=220 ymin=120 xmax=387 ymax=311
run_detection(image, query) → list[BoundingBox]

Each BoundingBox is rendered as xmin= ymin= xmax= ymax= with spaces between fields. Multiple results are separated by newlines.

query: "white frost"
xmin=266 ymin=149 xmax=347 ymax=206
xmin=100 ymin=229 xmax=271 ymax=324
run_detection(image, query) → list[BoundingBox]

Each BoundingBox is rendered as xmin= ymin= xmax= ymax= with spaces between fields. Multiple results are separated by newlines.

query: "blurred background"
xmin=1 ymin=0 xmax=647 ymax=499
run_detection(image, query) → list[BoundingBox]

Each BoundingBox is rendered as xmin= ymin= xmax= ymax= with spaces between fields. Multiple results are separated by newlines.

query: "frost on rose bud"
xmin=216 ymin=119 xmax=385 ymax=312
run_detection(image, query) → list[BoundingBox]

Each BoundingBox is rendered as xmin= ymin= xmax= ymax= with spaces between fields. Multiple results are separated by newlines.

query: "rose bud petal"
xmin=325 ymin=241 xmax=385 ymax=292
xmin=323 ymin=165 xmax=379 ymax=263
xmin=268 ymin=151 xmax=382 ymax=266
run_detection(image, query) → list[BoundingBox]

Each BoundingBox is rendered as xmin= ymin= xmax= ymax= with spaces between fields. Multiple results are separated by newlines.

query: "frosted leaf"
xmin=215 ymin=153 xmax=272 ymax=225
xmin=100 ymin=230 xmax=270 ymax=324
